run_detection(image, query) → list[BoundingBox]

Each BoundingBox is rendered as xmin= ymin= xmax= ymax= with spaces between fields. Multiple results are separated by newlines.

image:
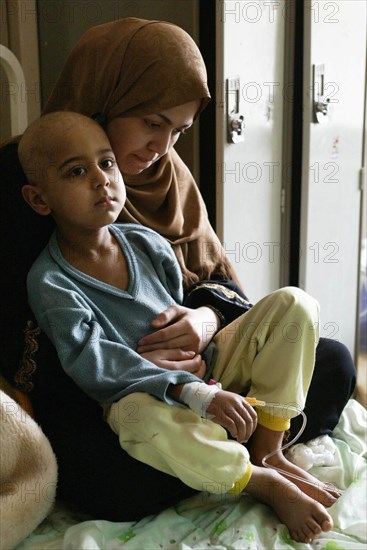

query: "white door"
xmin=215 ymin=0 xmax=285 ymax=302
xmin=299 ymin=0 xmax=366 ymax=354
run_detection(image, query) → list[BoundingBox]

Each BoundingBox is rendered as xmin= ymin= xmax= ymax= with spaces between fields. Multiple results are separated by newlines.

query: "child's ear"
xmin=21 ymin=184 xmax=52 ymax=216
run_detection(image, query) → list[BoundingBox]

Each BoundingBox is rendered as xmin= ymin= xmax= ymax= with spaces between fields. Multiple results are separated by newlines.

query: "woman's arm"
xmin=183 ymin=278 xmax=253 ymax=326
xmin=137 ymin=304 xmax=220 ymax=354
xmin=137 ymin=279 xmax=253 ymax=355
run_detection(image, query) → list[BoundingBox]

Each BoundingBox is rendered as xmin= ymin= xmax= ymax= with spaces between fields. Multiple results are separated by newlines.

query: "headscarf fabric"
xmin=44 ymin=18 xmax=235 ymax=288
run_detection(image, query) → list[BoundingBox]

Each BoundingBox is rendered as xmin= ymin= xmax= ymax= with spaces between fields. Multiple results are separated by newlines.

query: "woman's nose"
xmin=148 ymin=132 xmax=172 ymax=156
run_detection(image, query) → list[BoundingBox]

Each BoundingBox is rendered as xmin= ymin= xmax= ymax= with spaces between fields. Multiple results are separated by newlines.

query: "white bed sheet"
xmin=16 ymin=399 xmax=367 ymax=550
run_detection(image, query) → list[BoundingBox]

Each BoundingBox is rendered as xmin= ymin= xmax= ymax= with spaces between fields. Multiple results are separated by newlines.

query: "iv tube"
xmin=257 ymin=401 xmax=344 ymax=496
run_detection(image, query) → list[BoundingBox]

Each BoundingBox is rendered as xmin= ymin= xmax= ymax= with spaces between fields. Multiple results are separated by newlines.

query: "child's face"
xmin=38 ymin=120 xmax=126 ymax=233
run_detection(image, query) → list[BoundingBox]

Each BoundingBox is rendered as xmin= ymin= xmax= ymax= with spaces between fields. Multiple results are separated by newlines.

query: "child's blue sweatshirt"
xmin=27 ymin=223 xmax=213 ymax=404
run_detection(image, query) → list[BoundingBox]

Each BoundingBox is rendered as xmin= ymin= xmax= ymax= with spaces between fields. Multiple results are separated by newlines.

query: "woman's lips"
xmin=134 ymin=154 xmax=156 ymax=164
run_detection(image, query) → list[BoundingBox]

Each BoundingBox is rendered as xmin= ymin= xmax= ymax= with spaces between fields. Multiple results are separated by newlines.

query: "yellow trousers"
xmin=107 ymin=287 xmax=320 ymax=495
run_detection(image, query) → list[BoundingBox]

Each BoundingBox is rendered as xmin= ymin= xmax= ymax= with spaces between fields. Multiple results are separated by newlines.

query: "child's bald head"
xmin=19 ymin=111 xmax=122 ymax=221
xmin=19 ymin=112 xmax=105 ymax=187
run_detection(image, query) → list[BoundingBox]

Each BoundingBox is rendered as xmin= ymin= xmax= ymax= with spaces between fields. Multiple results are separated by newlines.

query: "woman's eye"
xmin=145 ymin=119 xmax=160 ymax=129
xmin=69 ymin=166 xmax=86 ymax=177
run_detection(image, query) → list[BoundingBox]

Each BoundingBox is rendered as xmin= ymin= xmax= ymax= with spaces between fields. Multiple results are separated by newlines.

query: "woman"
xmin=0 ymin=18 xmax=355 ymax=520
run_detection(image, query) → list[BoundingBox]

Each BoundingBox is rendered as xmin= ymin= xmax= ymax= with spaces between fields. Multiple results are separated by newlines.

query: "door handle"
xmin=226 ymin=77 xmax=245 ymax=143
xmin=314 ymin=98 xmax=330 ymax=123
xmin=313 ymin=64 xmax=330 ymax=124
xmin=228 ymin=113 xmax=245 ymax=143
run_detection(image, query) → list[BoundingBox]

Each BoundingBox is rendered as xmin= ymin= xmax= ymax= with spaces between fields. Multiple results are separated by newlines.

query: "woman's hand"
xmin=140 ymin=348 xmax=206 ymax=378
xmin=137 ymin=305 xmax=220 ymax=354
xmin=207 ymin=390 xmax=258 ymax=443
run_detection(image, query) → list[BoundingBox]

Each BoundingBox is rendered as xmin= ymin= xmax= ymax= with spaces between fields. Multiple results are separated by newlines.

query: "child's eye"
xmin=100 ymin=158 xmax=115 ymax=169
xmin=69 ymin=166 xmax=86 ymax=177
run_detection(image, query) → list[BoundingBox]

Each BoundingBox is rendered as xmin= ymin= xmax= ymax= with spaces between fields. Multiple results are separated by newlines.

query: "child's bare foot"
xmin=249 ymin=424 xmax=340 ymax=507
xmin=245 ymin=465 xmax=334 ymax=543
xmin=260 ymin=451 xmax=340 ymax=507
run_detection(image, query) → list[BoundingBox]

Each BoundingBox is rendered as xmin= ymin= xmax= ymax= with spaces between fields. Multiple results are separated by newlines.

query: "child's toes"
xmin=292 ymin=528 xmax=313 ymax=544
xmin=301 ymin=523 xmax=319 ymax=542
xmin=321 ymin=518 xmax=333 ymax=532
xmin=289 ymin=529 xmax=302 ymax=543
xmin=306 ymin=518 xmax=322 ymax=535
xmin=323 ymin=482 xmax=343 ymax=499
xmin=313 ymin=507 xmax=333 ymax=532
xmin=326 ymin=494 xmax=337 ymax=505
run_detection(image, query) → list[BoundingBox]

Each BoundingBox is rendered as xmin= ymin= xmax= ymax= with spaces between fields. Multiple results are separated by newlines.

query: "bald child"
xmin=20 ymin=112 xmax=335 ymax=544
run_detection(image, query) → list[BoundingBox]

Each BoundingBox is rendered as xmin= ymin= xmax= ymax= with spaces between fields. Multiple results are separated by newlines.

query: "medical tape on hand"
xmin=180 ymin=381 xmax=221 ymax=418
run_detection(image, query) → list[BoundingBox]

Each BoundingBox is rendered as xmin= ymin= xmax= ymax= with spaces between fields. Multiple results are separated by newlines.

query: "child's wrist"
xmin=180 ymin=381 xmax=220 ymax=418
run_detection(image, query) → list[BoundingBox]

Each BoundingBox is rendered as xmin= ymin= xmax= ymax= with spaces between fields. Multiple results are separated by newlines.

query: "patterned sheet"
xmin=16 ymin=399 xmax=367 ymax=550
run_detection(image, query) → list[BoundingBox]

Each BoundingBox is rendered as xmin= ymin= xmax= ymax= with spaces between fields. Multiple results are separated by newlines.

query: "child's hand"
xmin=140 ymin=349 xmax=206 ymax=378
xmin=207 ymin=390 xmax=257 ymax=443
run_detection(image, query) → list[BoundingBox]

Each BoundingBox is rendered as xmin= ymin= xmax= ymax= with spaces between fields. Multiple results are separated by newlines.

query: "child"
xmin=20 ymin=111 xmax=336 ymax=544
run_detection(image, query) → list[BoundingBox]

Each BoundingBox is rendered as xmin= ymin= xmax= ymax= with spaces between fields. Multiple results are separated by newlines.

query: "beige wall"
xmin=37 ymin=0 xmax=199 ymax=108
xmin=0 ymin=1 xmax=11 ymax=141
xmin=1 ymin=0 xmax=40 ymax=142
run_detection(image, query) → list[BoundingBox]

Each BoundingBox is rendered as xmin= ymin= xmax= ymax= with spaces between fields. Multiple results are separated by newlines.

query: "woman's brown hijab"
xmin=44 ymin=18 xmax=235 ymax=288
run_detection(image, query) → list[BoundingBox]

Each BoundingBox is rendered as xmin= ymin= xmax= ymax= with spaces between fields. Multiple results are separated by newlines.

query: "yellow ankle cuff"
xmin=256 ymin=409 xmax=290 ymax=431
xmin=228 ymin=462 xmax=252 ymax=495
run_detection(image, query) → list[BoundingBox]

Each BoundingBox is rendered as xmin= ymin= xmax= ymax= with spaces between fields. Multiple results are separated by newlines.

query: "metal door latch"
xmin=226 ymin=77 xmax=245 ymax=143
xmin=313 ymin=64 xmax=330 ymax=123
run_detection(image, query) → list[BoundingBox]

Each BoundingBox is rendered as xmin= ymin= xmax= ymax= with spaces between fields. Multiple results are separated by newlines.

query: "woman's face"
xmin=106 ymin=99 xmax=201 ymax=175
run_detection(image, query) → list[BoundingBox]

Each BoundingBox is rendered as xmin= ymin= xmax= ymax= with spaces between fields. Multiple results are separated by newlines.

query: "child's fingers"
xmin=209 ymin=392 xmax=257 ymax=443
xmin=235 ymin=405 xmax=257 ymax=442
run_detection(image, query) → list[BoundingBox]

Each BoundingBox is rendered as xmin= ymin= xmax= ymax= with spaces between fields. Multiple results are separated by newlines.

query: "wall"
xmin=215 ymin=0 xmax=366 ymax=356
xmin=216 ymin=0 xmax=286 ymax=301
xmin=300 ymin=0 xmax=366 ymax=353
xmin=0 ymin=0 xmax=40 ymax=141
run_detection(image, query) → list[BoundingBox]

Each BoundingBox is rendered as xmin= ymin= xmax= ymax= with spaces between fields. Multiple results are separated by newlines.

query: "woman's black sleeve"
xmin=183 ymin=278 xmax=253 ymax=327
